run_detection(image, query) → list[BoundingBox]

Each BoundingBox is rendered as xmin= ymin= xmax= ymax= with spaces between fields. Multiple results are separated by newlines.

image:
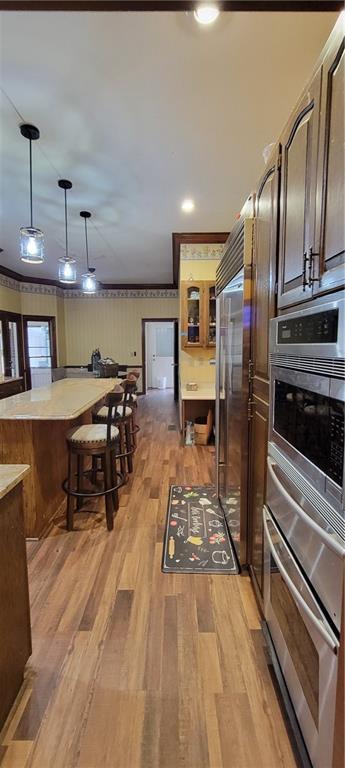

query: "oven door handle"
xmin=263 ymin=510 xmax=339 ymax=653
xmin=267 ymin=458 xmax=345 ymax=559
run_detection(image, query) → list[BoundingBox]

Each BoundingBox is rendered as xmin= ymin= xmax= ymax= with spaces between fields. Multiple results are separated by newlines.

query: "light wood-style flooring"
xmin=0 ymin=390 xmax=297 ymax=768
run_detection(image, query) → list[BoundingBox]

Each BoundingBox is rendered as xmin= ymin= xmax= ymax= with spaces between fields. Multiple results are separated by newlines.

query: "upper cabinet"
xmin=181 ymin=281 xmax=216 ymax=348
xmin=314 ymin=26 xmax=345 ymax=296
xmin=278 ymin=19 xmax=345 ymax=309
xmin=277 ymin=71 xmax=321 ymax=308
xmin=252 ymin=149 xmax=280 ymax=383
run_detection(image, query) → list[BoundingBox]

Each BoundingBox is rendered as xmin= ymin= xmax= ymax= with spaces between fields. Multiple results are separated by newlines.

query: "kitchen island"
xmin=0 ymin=464 xmax=31 ymax=729
xmin=0 ymin=378 xmax=119 ymax=538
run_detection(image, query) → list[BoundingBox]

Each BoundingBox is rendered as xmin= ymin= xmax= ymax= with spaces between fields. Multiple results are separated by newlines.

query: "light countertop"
xmin=0 ymin=377 xmax=23 ymax=385
xmin=181 ymin=383 xmax=215 ymax=401
xmin=0 ymin=378 xmax=120 ymax=421
xmin=0 ymin=465 xmax=30 ymax=500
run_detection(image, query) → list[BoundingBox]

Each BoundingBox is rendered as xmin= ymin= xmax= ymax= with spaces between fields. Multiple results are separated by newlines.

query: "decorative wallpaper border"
xmin=0 ymin=274 xmax=178 ymax=299
xmin=63 ymin=288 xmax=179 ymax=299
xmin=180 ymin=243 xmax=224 ymax=261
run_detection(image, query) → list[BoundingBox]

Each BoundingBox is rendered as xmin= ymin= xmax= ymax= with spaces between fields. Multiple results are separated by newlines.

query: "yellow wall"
xmin=0 ymin=284 xmax=22 ymax=313
xmin=0 ymin=283 xmax=178 ymax=369
xmin=64 ymin=296 xmax=179 ymax=365
xmin=179 ymin=259 xmax=219 ymax=386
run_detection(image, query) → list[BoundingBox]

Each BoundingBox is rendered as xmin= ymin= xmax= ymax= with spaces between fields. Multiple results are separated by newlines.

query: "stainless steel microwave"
xmin=269 ymin=297 xmax=345 ymax=513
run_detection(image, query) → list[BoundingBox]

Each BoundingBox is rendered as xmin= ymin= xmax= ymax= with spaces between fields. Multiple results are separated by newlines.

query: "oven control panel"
xmin=277 ymin=309 xmax=338 ymax=344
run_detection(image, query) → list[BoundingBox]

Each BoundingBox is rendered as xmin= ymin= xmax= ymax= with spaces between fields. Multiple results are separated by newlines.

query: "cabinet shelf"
xmin=181 ymin=280 xmax=216 ymax=349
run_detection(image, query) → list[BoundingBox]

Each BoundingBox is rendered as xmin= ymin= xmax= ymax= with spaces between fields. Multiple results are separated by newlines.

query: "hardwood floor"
xmin=0 ymin=390 xmax=297 ymax=768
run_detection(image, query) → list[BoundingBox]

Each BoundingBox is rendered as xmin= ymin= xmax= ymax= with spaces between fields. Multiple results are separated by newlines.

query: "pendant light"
xmin=19 ymin=123 xmax=44 ymax=264
xmin=80 ymin=211 xmax=97 ymax=293
xmin=58 ymin=179 xmax=76 ymax=283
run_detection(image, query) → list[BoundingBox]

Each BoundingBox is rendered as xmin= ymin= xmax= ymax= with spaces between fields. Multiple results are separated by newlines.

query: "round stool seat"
xmin=96 ymin=405 xmax=132 ymax=419
xmin=66 ymin=423 xmax=119 ymax=446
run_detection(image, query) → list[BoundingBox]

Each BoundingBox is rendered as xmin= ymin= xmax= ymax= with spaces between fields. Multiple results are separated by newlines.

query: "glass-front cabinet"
xmin=181 ymin=281 xmax=216 ymax=348
xmin=205 ymin=282 xmax=216 ymax=346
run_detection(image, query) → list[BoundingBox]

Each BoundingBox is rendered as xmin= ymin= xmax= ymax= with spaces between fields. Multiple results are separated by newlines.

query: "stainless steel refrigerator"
xmin=215 ymin=213 xmax=254 ymax=566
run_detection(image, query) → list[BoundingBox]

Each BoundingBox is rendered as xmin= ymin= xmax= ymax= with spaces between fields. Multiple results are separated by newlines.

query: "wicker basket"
xmin=98 ymin=361 xmax=119 ymax=378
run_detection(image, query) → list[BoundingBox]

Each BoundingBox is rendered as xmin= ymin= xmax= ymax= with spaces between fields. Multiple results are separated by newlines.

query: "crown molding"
xmin=0 ymin=1 xmax=341 ymax=10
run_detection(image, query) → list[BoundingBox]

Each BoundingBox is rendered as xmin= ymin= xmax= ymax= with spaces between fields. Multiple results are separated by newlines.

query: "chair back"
xmin=117 ymin=378 xmax=136 ymax=418
xmin=105 ymin=386 xmax=124 ymax=441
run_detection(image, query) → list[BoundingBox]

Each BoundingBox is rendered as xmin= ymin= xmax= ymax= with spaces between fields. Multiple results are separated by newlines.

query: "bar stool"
xmin=62 ymin=389 xmax=125 ymax=532
xmin=93 ymin=379 xmax=137 ymax=477
xmin=125 ymin=371 xmax=140 ymax=447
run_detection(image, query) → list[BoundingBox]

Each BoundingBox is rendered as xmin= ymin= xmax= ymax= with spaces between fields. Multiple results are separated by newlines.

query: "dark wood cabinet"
xmin=0 ymin=483 xmax=31 ymax=729
xmin=252 ymin=151 xmax=280 ymax=382
xmin=314 ymin=25 xmax=345 ymax=296
xmin=248 ymin=395 xmax=269 ymax=597
xmin=277 ymin=71 xmax=321 ymax=309
xmin=0 ymin=378 xmax=24 ymax=400
xmin=247 ymin=153 xmax=279 ymax=601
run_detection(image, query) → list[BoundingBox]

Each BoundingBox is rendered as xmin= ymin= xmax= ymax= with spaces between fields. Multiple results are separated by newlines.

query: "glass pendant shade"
xmin=58 ymin=258 xmax=77 ymax=283
xmin=81 ymin=271 xmax=97 ymax=293
xmin=20 ymin=226 xmax=44 ymax=264
xmin=58 ymin=179 xmax=76 ymax=283
xmin=19 ymin=124 xmax=44 ymax=264
xmin=80 ymin=211 xmax=97 ymax=294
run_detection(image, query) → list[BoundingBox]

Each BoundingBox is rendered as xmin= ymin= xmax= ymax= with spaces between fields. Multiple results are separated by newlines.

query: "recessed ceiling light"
xmin=194 ymin=5 xmax=220 ymax=25
xmin=181 ymin=198 xmax=195 ymax=213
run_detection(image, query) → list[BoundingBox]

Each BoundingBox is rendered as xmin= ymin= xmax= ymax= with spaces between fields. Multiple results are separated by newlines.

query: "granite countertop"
xmin=181 ymin=383 xmax=216 ymax=400
xmin=0 ymin=465 xmax=30 ymax=500
xmin=0 ymin=378 xmax=120 ymax=421
xmin=0 ymin=377 xmax=23 ymax=384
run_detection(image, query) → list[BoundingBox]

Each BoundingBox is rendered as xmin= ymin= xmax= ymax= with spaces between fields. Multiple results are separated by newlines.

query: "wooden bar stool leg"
xmin=131 ymin=414 xmax=137 ymax=449
xmin=77 ymin=454 xmax=84 ymax=510
xmin=67 ymin=451 xmax=74 ymax=531
xmin=125 ymin=420 xmax=133 ymax=474
xmin=103 ymin=451 xmax=114 ymax=531
xmin=91 ymin=456 xmax=98 ymax=485
xmin=110 ymin=448 xmax=119 ymax=512
xmin=119 ymin=423 xmax=127 ymax=480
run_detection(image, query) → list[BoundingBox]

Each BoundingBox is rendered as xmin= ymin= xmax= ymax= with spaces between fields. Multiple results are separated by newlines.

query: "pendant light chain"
xmin=29 ymin=137 xmax=33 ymax=228
xmin=84 ymin=216 xmax=90 ymax=272
xmin=64 ymin=188 xmax=69 ymax=259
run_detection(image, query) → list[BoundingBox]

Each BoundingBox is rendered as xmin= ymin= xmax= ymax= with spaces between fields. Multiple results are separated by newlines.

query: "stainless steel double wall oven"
xmin=264 ymin=294 xmax=345 ymax=768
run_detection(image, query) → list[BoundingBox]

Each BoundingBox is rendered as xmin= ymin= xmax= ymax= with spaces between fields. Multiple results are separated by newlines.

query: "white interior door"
xmin=27 ymin=320 xmax=53 ymax=388
xmin=146 ymin=322 xmax=174 ymax=388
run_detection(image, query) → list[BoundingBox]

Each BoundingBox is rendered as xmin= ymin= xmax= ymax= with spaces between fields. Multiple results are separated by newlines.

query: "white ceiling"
xmin=0 ymin=9 xmax=338 ymax=284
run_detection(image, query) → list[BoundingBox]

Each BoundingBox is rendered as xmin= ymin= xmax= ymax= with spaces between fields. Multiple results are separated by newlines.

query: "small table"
xmin=180 ymin=384 xmax=216 ymax=443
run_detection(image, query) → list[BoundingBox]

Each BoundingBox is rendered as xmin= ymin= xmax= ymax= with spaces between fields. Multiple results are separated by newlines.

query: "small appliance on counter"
xmin=90 ymin=348 xmax=101 ymax=374
xmin=98 ymin=358 xmax=119 ymax=378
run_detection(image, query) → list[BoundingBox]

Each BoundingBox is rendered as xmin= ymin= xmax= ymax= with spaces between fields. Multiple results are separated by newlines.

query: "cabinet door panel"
xmin=248 ymin=396 xmax=269 ymax=595
xmin=315 ymin=31 xmax=345 ymax=294
xmin=278 ymin=72 xmax=321 ymax=308
xmin=181 ymin=282 xmax=204 ymax=348
xmin=253 ymin=154 xmax=279 ymax=381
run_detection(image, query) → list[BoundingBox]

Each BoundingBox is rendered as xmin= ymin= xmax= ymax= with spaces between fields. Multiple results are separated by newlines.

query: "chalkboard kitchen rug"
xmin=162 ymin=485 xmax=238 ymax=574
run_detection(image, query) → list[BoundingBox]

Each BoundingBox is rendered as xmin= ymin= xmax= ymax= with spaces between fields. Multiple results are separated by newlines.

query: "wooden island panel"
xmin=0 ymin=467 xmax=31 ymax=730
xmin=0 ymin=379 xmax=119 ymax=538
